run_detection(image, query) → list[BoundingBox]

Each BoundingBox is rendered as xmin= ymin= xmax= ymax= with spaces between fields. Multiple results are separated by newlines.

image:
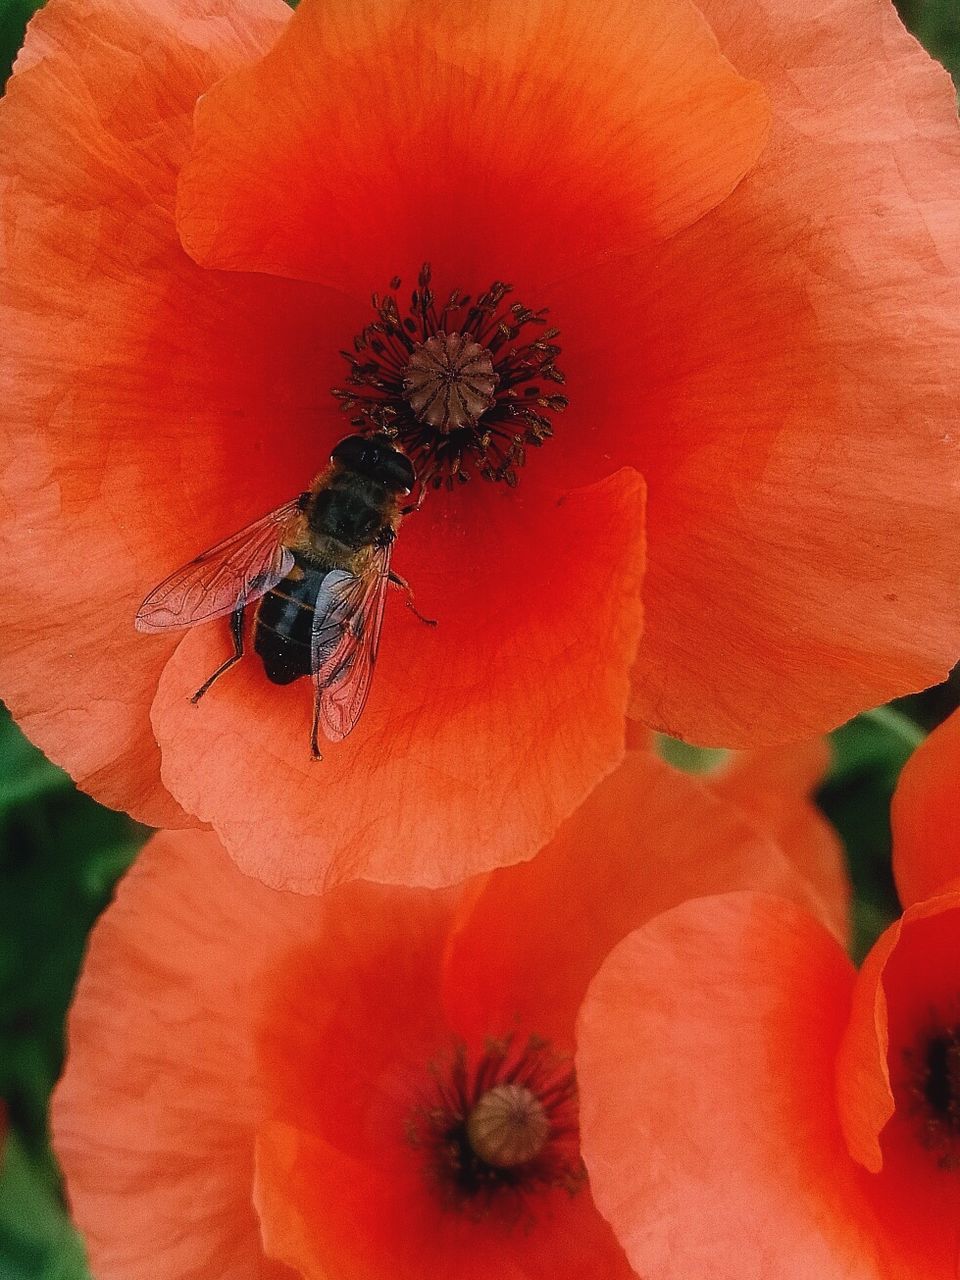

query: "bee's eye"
xmin=331 ymin=434 xmax=414 ymax=493
xmin=330 ymin=435 xmax=365 ymax=469
xmin=379 ymin=452 xmax=415 ymax=494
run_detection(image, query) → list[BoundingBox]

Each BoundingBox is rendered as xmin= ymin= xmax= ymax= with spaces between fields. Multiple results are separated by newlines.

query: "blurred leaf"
xmin=0 ymin=721 xmax=72 ymax=809
xmin=828 ymin=706 xmax=925 ymax=787
xmin=896 ymin=0 xmax=960 ymax=87
xmin=0 ymin=711 xmax=147 ymax=1145
xmin=654 ymin=735 xmax=728 ymax=775
xmin=821 ymin=707 xmax=928 ymax=962
xmin=0 ymin=0 xmax=41 ymax=90
xmin=0 ymin=1133 xmax=89 ymax=1280
xmin=0 ymin=707 xmax=147 ymax=1275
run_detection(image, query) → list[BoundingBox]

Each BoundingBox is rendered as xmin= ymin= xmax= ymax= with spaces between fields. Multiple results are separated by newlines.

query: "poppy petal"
xmin=860 ymin=901 xmax=960 ymax=1280
xmin=837 ymin=894 xmax=960 ymax=1275
xmin=835 ymin=915 xmax=900 ymax=1174
xmin=177 ymin=0 xmax=769 ymax=287
xmin=254 ymin=1119 xmax=633 ymax=1280
xmin=0 ymin=0 xmax=292 ymax=825
xmin=624 ymin=0 xmax=960 ymax=742
xmin=51 ymin=829 xmax=312 ymax=1279
xmin=250 ymin=882 xmax=631 ymax=1280
xmin=576 ymin=893 xmax=886 ymax=1280
xmin=53 ymin=820 xmax=641 ymax=1280
xmin=151 ymin=469 xmax=646 ymax=891
xmin=891 ymin=709 xmax=960 ymax=908
xmin=836 ymin=893 xmax=960 ymax=1160
xmin=706 ymin=741 xmax=849 ymax=944
xmin=443 ymin=749 xmax=821 ymax=1049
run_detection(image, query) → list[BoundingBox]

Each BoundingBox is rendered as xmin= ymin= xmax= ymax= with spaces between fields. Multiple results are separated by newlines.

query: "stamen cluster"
xmin=900 ymin=1013 xmax=960 ymax=1169
xmin=406 ymin=1033 xmax=584 ymax=1219
xmin=332 ymin=264 xmax=567 ymax=490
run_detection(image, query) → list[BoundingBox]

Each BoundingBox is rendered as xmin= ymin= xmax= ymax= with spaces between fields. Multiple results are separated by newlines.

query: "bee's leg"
xmin=310 ymin=687 xmax=324 ymax=762
xmin=190 ymin=604 xmax=245 ymax=704
xmin=399 ymin=483 xmax=430 ymax=516
xmin=389 ymin=572 xmax=437 ymax=627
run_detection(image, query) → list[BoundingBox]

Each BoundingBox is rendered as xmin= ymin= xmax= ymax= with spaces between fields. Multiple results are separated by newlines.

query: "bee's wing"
xmin=310 ymin=540 xmax=392 ymax=745
xmin=135 ymin=500 xmax=302 ymax=633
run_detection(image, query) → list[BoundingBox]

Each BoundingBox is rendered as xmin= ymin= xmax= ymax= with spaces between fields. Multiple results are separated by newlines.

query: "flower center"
xmin=403 ymin=333 xmax=498 ymax=433
xmin=466 ymin=1083 xmax=550 ymax=1168
xmin=332 ymin=264 xmax=567 ymax=490
xmin=899 ymin=1018 xmax=960 ymax=1169
xmin=407 ymin=1034 xmax=584 ymax=1218
xmin=921 ymin=1031 xmax=960 ymax=1127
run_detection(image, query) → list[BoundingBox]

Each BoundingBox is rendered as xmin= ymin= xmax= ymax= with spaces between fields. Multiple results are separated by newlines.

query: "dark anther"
xmin=331 ymin=264 xmax=566 ymax=491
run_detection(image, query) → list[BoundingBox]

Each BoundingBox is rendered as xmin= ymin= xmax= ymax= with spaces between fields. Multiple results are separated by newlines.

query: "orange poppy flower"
xmin=3 ymin=0 xmax=960 ymax=889
xmin=704 ymin=737 xmax=849 ymax=945
xmin=891 ymin=707 xmax=960 ymax=907
xmin=52 ymin=749 xmax=830 ymax=1279
xmin=577 ymin=713 xmax=960 ymax=1279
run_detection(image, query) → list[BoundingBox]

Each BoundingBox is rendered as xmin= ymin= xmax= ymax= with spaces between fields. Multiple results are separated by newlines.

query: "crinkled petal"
xmin=576 ymin=893 xmax=889 ymax=1280
xmin=51 ymin=829 xmax=312 ymax=1280
xmin=891 ymin=709 xmax=960 ymax=907
xmin=178 ymin=0 xmax=769 ymax=286
xmin=0 ymin=0 xmax=293 ymax=824
xmin=54 ymin=822 xmax=482 ymax=1280
xmin=151 ymin=470 xmax=645 ymax=891
xmin=836 ymin=915 xmax=900 ymax=1174
xmin=255 ymin=1120 xmax=632 ymax=1280
xmin=251 ymin=879 xmax=630 ymax=1280
xmin=624 ymin=0 xmax=960 ymax=742
xmin=837 ymin=893 xmax=960 ymax=1275
xmin=443 ymin=749 xmax=820 ymax=1048
xmin=706 ymin=740 xmax=849 ymax=944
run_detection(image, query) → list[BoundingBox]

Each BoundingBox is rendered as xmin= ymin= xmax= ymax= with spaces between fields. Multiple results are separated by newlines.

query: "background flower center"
xmin=407 ymin=1033 xmax=584 ymax=1218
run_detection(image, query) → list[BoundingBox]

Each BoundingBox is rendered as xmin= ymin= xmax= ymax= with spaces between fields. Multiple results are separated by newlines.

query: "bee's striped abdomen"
xmin=254 ymin=564 xmax=323 ymax=685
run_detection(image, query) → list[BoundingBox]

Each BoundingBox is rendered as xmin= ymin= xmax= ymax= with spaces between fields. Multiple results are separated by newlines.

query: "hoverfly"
xmin=136 ymin=434 xmax=431 ymax=758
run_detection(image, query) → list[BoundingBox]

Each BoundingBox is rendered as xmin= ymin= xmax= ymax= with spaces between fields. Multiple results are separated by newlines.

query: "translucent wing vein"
xmin=135 ymin=500 xmax=301 ymax=633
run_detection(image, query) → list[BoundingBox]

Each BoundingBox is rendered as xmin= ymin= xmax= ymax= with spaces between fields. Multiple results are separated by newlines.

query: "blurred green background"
xmin=1 ymin=0 xmax=960 ymax=1274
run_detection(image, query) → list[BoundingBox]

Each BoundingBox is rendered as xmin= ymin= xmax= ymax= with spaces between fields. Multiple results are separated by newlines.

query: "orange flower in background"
xmin=3 ymin=0 xmax=960 ymax=889
xmin=891 ymin=708 xmax=960 ymax=906
xmin=705 ymin=737 xmax=850 ymax=945
xmin=577 ymin=708 xmax=960 ymax=1280
xmin=52 ymin=749 xmax=835 ymax=1279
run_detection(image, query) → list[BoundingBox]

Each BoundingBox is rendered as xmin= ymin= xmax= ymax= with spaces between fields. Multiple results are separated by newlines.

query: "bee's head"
xmin=330 ymin=434 xmax=415 ymax=495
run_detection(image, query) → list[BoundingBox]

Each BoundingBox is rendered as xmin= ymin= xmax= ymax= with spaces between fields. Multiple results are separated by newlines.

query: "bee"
xmin=135 ymin=434 xmax=432 ymax=758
